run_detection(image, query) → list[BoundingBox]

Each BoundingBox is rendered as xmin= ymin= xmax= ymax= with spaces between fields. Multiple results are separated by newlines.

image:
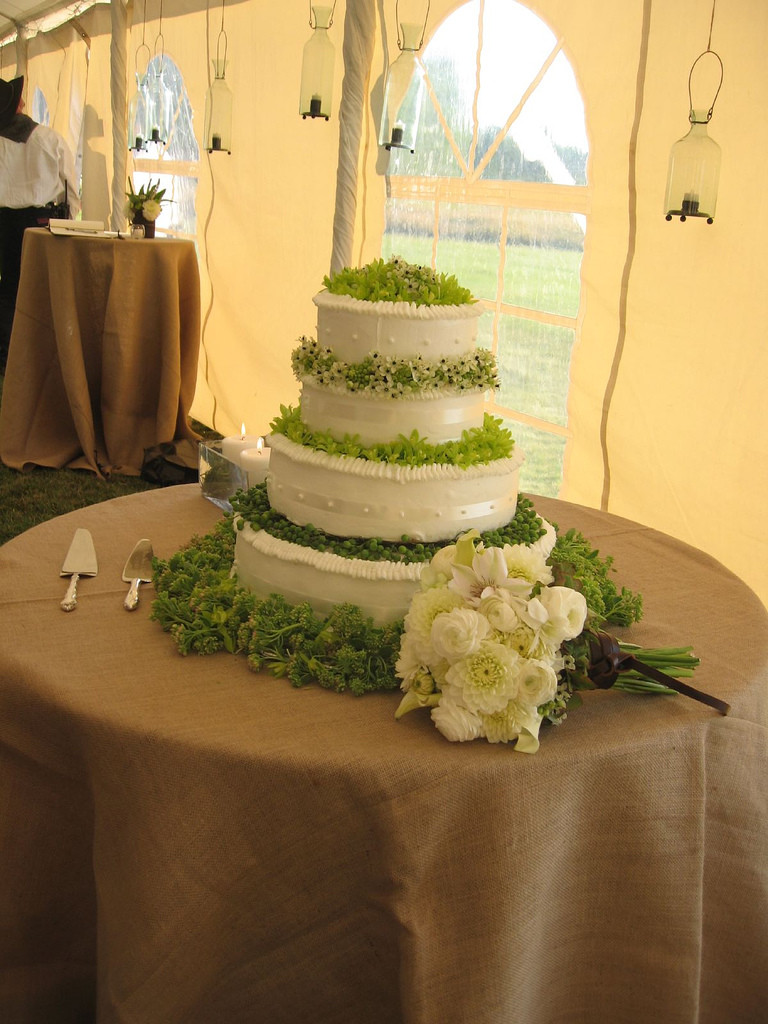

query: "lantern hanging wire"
xmin=395 ymin=0 xmax=430 ymax=51
xmin=147 ymin=0 xmax=170 ymax=146
xmin=309 ymin=0 xmax=337 ymax=30
xmin=129 ymin=0 xmax=152 ymax=152
xmin=217 ymin=0 xmax=228 ymax=70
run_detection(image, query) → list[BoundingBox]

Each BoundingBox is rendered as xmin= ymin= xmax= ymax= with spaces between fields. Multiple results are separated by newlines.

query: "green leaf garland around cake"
xmin=150 ymin=491 xmax=646 ymax=699
xmin=270 ymin=406 xmax=515 ymax=468
xmin=232 ymin=486 xmax=546 ymax=564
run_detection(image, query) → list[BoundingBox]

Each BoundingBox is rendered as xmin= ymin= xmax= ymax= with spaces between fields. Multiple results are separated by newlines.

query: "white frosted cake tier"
xmin=299 ymin=381 xmax=487 ymax=445
xmin=265 ymin=433 xmax=524 ymax=543
xmin=313 ymin=291 xmax=483 ymax=362
xmin=233 ymin=523 xmax=422 ymax=625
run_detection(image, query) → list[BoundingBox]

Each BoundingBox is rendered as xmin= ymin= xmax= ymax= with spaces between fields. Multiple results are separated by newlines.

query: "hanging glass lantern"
xmin=204 ymin=0 xmax=233 ymax=153
xmin=145 ymin=58 xmax=174 ymax=146
xmin=378 ymin=17 xmax=428 ymax=154
xmin=300 ymin=3 xmax=336 ymax=120
xmin=664 ymin=50 xmax=723 ymax=224
xmin=128 ymin=69 xmax=150 ymax=153
xmin=204 ymin=59 xmax=233 ymax=152
xmin=127 ymin=8 xmax=151 ymax=154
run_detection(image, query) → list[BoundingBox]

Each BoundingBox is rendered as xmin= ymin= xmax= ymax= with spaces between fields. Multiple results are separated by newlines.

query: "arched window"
xmin=130 ymin=54 xmax=199 ymax=239
xmin=382 ymin=0 xmax=589 ymax=496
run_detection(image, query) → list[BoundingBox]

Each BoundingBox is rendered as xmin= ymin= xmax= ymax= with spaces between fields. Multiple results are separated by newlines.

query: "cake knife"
xmin=60 ymin=528 xmax=98 ymax=611
xmin=122 ymin=539 xmax=154 ymax=610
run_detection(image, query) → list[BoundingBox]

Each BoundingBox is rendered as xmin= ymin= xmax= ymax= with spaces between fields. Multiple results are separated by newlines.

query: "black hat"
xmin=0 ymin=76 xmax=24 ymax=130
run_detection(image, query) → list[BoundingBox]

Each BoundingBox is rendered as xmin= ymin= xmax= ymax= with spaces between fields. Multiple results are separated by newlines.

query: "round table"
xmin=0 ymin=229 xmax=201 ymax=477
xmin=0 ymin=485 xmax=766 ymax=1023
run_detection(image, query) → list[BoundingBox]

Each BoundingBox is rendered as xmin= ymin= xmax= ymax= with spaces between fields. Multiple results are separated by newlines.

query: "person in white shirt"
xmin=0 ymin=74 xmax=81 ymax=372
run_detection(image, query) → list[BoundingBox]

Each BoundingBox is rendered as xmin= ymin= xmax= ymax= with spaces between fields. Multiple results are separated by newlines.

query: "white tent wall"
xmin=1 ymin=0 xmax=765 ymax=606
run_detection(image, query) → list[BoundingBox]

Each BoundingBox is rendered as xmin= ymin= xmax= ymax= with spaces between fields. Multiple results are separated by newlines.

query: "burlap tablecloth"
xmin=0 ymin=486 xmax=766 ymax=1023
xmin=0 ymin=229 xmax=201 ymax=477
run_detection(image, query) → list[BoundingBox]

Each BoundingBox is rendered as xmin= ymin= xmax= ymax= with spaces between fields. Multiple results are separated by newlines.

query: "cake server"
xmin=60 ymin=528 xmax=98 ymax=612
xmin=122 ymin=539 xmax=154 ymax=610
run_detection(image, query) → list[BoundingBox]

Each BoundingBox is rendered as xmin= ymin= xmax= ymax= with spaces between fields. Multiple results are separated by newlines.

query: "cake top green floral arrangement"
xmin=323 ymin=256 xmax=475 ymax=306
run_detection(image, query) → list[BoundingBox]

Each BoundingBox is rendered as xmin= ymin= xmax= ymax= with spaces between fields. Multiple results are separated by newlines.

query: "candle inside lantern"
xmin=134 ymin=136 xmax=143 ymax=151
xmin=241 ymin=437 xmax=272 ymax=487
xmin=309 ymin=95 xmax=322 ymax=117
xmin=211 ymin=134 xmax=222 ymax=151
xmin=221 ymin=424 xmax=263 ymax=467
xmin=681 ymin=192 xmax=700 ymax=215
xmin=151 ymin=127 xmax=161 ymax=142
xmin=390 ymin=123 xmax=404 ymax=147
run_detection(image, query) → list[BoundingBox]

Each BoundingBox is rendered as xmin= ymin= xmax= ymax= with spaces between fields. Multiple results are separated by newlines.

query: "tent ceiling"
xmin=0 ymin=0 xmax=104 ymax=46
xmin=0 ymin=0 xmax=251 ymax=48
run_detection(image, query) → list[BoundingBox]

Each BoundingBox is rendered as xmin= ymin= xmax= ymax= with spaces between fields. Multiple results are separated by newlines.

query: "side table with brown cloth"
xmin=0 ymin=488 xmax=766 ymax=1023
xmin=0 ymin=228 xmax=201 ymax=476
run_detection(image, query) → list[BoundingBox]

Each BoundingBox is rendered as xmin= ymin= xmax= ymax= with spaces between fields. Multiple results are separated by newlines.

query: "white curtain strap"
xmin=330 ymin=0 xmax=376 ymax=275
xmin=110 ymin=0 xmax=128 ymax=232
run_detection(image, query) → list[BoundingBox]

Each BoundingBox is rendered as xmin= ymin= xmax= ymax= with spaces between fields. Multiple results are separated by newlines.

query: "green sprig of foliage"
xmin=240 ymin=596 xmax=403 ymax=694
xmin=150 ymin=517 xmax=256 ymax=655
xmin=270 ymin=406 xmax=515 ymax=467
xmin=323 ymin=256 xmax=474 ymax=306
xmin=548 ymin=526 xmax=644 ymax=627
xmin=150 ymin=519 xmax=403 ymax=692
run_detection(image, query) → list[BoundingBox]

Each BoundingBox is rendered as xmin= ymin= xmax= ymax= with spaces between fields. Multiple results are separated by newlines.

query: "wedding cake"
xmin=232 ymin=258 xmax=542 ymax=623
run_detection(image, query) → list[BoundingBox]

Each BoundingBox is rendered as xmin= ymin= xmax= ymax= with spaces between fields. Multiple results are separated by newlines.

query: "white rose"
xmin=430 ymin=696 xmax=484 ymax=742
xmin=538 ymin=586 xmax=588 ymax=644
xmin=516 ymin=658 xmax=558 ymax=706
xmin=431 ymin=607 xmax=490 ymax=662
xmin=478 ymin=593 xmax=520 ymax=632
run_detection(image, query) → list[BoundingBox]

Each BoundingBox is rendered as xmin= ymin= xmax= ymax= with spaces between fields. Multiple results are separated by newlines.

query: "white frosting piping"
xmin=313 ymin=290 xmax=483 ymax=320
xmin=236 ymin=520 xmax=424 ymax=582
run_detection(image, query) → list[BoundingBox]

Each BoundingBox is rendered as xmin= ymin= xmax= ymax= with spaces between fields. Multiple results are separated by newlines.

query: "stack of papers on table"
xmin=49 ymin=220 xmax=119 ymax=237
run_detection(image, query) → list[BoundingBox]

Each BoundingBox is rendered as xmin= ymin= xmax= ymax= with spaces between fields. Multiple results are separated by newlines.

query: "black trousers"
xmin=0 ymin=205 xmax=66 ymax=373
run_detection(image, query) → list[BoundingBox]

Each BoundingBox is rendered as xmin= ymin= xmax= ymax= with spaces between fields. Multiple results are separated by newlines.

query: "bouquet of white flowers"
xmin=395 ymin=527 xmax=729 ymax=751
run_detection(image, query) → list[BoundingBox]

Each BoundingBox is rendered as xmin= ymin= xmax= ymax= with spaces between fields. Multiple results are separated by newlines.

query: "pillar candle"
xmin=241 ymin=439 xmax=272 ymax=487
xmin=221 ymin=425 xmax=262 ymax=467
